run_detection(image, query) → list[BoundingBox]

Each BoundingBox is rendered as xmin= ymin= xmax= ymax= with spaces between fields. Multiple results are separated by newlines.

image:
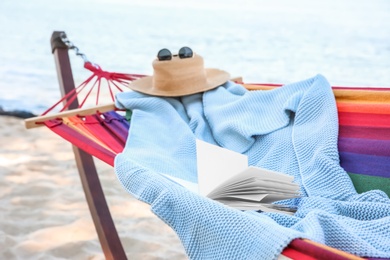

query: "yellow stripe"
xmin=63 ymin=117 xmax=115 ymax=153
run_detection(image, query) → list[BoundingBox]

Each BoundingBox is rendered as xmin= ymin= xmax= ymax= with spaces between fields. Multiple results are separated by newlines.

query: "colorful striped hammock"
xmin=25 ymin=32 xmax=390 ymax=260
xmin=27 ymin=67 xmax=390 ymax=196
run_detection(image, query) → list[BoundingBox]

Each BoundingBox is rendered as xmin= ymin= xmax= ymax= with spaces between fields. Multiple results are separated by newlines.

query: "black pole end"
xmin=51 ymin=31 xmax=68 ymax=53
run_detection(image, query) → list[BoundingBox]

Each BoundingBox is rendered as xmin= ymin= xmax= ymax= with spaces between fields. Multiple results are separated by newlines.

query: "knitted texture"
xmin=114 ymin=75 xmax=390 ymax=259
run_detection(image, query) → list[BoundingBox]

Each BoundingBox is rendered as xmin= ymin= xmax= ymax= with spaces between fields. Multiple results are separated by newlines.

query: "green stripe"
xmin=125 ymin=110 xmax=132 ymax=122
xmin=348 ymin=173 xmax=390 ymax=197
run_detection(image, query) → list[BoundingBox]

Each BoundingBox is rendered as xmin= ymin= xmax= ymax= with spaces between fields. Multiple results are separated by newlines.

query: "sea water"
xmin=0 ymin=0 xmax=389 ymax=114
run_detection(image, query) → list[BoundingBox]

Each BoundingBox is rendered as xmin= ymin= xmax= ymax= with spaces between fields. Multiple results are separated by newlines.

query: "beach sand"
xmin=0 ymin=116 xmax=187 ymax=259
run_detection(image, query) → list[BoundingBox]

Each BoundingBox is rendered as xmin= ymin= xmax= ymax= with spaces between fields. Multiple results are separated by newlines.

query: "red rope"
xmin=42 ymin=61 xmax=146 ymax=116
xmin=42 ymin=73 xmax=95 ymax=115
xmin=111 ymin=80 xmax=126 ymax=92
xmin=107 ymin=79 xmax=115 ymax=101
xmin=79 ymin=76 xmax=99 ymax=108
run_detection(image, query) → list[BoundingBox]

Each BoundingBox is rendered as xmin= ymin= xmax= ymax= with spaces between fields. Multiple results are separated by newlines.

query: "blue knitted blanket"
xmin=114 ymin=75 xmax=390 ymax=259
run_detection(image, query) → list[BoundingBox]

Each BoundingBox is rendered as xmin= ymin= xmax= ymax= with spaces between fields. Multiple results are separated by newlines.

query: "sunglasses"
xmin=157 ymin=47 xmax=194 ymax=61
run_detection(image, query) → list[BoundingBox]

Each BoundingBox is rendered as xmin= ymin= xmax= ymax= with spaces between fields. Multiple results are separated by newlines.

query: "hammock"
xmin=25 ymin=31 xmax=390 ymax=260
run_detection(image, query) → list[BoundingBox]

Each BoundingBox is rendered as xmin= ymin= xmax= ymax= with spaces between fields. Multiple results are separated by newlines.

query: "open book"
xmin=196 ymin=140 xmax=300 ymax=214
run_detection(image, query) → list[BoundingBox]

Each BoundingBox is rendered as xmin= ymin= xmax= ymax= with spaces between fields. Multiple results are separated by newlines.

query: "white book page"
xmin=196 ymin=139 xmax=248 ymax=196
xmin=215 ymin=200 xmax=296 ymax=215
xmin=208 ymin=167 xmax=297 ymax=198
xmin=211 ymin=193 xmax=270 ymax=202
xmin=224 ymin=166 xmax=293 ymax=184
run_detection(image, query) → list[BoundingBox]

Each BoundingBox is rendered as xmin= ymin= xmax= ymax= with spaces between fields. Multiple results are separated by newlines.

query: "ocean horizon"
xmin=0 ymin=0 xmax=389 ymax=114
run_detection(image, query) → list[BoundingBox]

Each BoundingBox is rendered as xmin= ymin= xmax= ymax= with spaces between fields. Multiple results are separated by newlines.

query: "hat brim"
xmin=127 ymin=68 xmax=230 ymax=97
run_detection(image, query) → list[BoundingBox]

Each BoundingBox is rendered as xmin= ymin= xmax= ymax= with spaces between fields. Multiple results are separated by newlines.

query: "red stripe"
xmin=282 ymin=247 xmax=317 ymax=260
xmin=82 ymin=115 xmax=124 ymax=154
xmin=338 ymin=112 xmax=390 ymax=127
xmin=289 ymin=239 xmax=364 ymax=260
xmin=339 ymin=125 xmax=390 ymax=140
xmin=44 ymin=120 xmax=116 ymax=166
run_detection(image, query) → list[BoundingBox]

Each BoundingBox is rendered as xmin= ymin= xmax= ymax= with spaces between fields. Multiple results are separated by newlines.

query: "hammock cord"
xmin=42 ymin=33 xmax=146 ymax=118
xmin=41 ymin=61 xmax=145 ymax=118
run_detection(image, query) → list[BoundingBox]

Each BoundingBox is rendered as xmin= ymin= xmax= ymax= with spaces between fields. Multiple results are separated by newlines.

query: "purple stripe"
xmin=338 ymin=137 xmax=390 ymax=157
xmin=340 ymin=152 xmax=390 ymax=178
xmin=102 ymin=111 xmax=130 ymax=145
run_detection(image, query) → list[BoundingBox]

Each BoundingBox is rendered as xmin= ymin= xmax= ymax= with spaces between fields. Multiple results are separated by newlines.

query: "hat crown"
xmin=152 ymin=54 xmax=207 ymax=94
xmin=127 ymin=51 xmax=230 ymax=97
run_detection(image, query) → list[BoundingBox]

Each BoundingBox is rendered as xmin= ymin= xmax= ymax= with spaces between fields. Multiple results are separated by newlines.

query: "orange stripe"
xmin=333 ymin=89 xmax=390 ymax=104
xmin=337 ymin=102 xmax=390 ymax=114
xmin=243 ymin=84 xmax=390 ymax=101
xmin=243 ymin=84 xmax=277 ymax=91
xmin=63 ymin=117 xmax=115 ymax=153
xmin=64 ymin=117 xmax=103 ymax=144
xmin=243 ymin=85 xmax=390 ymax=109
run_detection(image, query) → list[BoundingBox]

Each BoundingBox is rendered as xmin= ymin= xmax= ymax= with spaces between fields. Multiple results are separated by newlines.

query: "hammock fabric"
xmin=44 ymin=80 xmax=390 ymax=196
xmin=38 ymin=62 xmax=390 ymax=260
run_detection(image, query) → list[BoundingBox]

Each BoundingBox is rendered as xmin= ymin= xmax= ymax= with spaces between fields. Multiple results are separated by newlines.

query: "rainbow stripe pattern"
xmin=45 ymin=84 xmax=390 ymax=197
xmin=41 ymin=82 xmax=390 ymax=259
xmin=245 ymin=84 xmax=390 ymax=197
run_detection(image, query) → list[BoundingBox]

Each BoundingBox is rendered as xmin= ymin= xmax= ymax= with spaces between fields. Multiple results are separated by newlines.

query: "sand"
xmin=0 ymin=116 xmax=187 ymax=259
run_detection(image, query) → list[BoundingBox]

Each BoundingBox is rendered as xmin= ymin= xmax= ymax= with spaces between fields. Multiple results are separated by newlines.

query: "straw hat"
xmin=128 ymin=49 xmax=230 ymax=97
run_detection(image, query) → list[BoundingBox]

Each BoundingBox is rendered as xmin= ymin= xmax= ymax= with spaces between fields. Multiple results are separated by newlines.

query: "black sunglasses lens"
xmin=157 ymin=48 xmax=172 ymax=61
xmin=178 ymin=47 xmax=193 ymax=59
